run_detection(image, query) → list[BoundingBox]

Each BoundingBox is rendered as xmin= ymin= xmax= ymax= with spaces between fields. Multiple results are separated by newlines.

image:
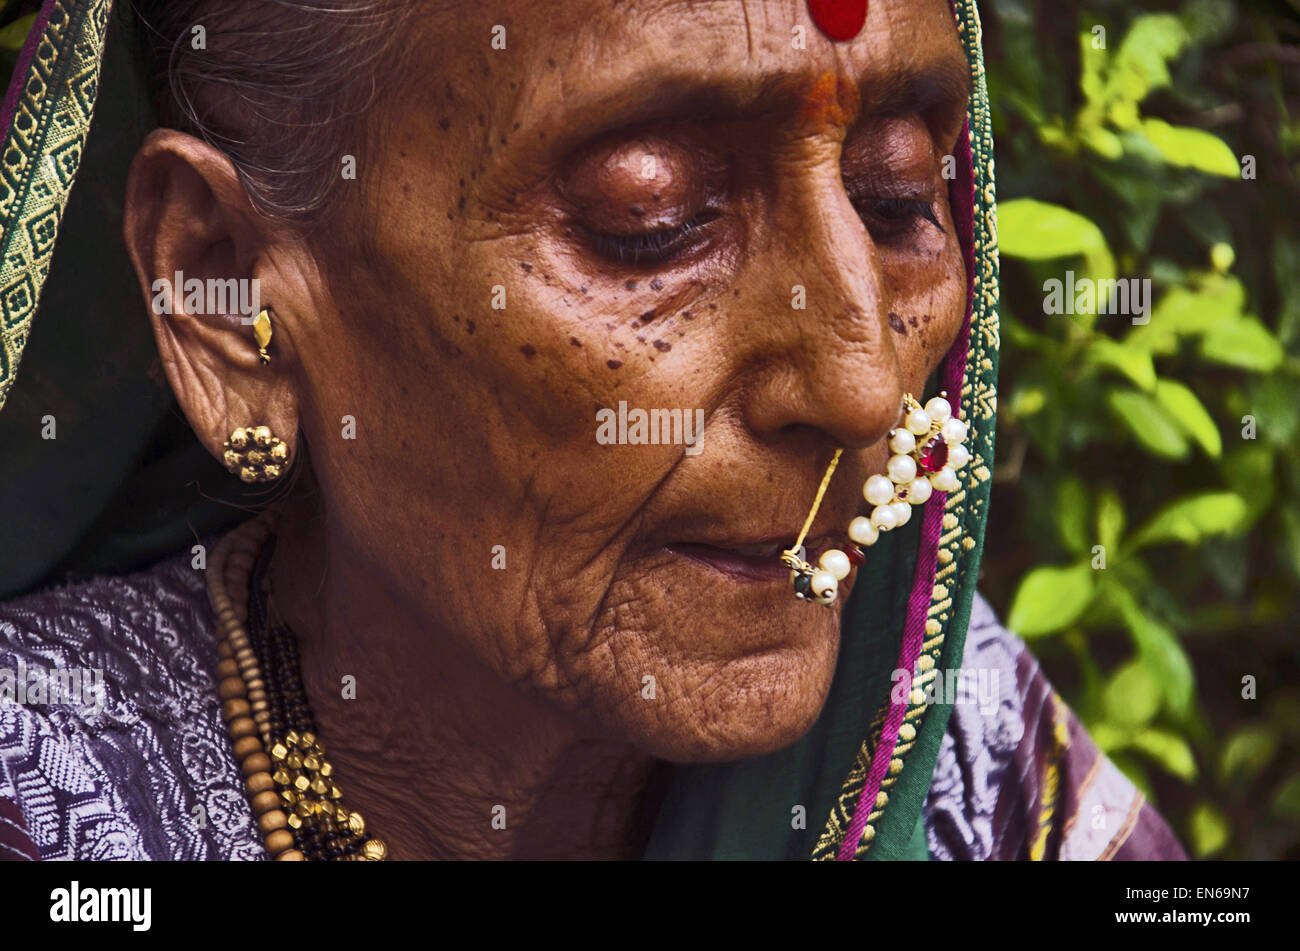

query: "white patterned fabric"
xmin=0 ymin=551 xmax=263 ymax=860
xmin=923 ymin=595 xmax=1181 ymax=860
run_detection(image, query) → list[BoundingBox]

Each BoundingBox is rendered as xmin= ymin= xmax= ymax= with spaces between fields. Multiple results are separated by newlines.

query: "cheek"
xmin=883 ymin=240 xmax=967 ymax=382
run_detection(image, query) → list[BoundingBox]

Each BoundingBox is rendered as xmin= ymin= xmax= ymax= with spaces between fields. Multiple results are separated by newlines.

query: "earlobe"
xmin=121 ymin=129 xmax=301 ymax=472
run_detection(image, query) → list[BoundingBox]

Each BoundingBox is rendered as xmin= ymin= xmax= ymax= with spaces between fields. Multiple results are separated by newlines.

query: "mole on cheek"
xmin=888 ymin=312 xmax=906 ymax=335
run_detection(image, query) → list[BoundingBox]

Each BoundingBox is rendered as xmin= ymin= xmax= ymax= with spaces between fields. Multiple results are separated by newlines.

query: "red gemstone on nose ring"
xmin=917 ymin=435 xmax=948 ymax=473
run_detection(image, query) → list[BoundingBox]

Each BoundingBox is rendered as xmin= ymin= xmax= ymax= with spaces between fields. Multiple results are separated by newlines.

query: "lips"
xmin=666 ymin=534 xmax=836 ymax=583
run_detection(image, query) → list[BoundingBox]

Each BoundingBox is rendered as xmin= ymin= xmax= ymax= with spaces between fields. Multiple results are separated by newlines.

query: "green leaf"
xmin=1246 ymin=374 xmax=1300 ymax=447
xmin=1106 ymin=390 xmax=1190 ymax=460
xmin=1096 ymin=489 xmax=1126 ymax=553
xmin=1181 ymin=0 xmax=1237 ymax=44
xmin=1086 ymin=337 xmax=1157 ymax=391
xmin=1221 ymin=446 xmax=1275 ymax=526
xmin=1116 ymin=595 xmax=1195 ymax=719
xmin=0 ymin=14 xmax=36 ymax=52
xmin=1006 ymin=385 xmax=1047 ymax=419
xmin=1273 ymin=235 xmax=1300 ymax=348
xmin=1138 ymin=118 xmax=1239 ymax=177
xmin=1089 ymin=722 xmax=1129 ymax=754
xmin=997 ymin=198 xmax=1110 ymax=262
xmin=1107 ymin=97 xmax=1141 ymax=131
xmin=1111 ymin=14 xmax=1190 ymax=103
xmin=1272 ymin=775 xmax=1300 ymax=821
xmin=1279 ymin=507 xmax=1300 ymax=585
xmin=1219 ymin=727 xmax=1278 ymax=782
xmin=1172 ymin=277 xmax=1246 ymax=328
xmin=1054 ymin=477 xmax=1090 ymax=556
xmin=1103 ymin=661 xmax=1161 ymax=728
xmin=1129 ymin=278 xmax=1246 ymax=354
xmin=1200 ymin=317 xmax=1285 ymax=372
xmin=1188 ymin=803 xmax=1230 ymax=858
xmin=1130 ymin=728 xmax=1198 ymax=781
xmin=1007 ymin=563 xmax=1097 ymax=638
xmin=1129 ymin=492 xmax=1248 ymax=549
xmin=1153 ymin=379 xmax=1222 ymax=458
xmin=1079 ymin=30 xmax=1107 ymax=108
xmin=1082 ymin=125 xmax=1124 ymax=160
xmin=1210 ymin=242 xmax=1235 ymax=274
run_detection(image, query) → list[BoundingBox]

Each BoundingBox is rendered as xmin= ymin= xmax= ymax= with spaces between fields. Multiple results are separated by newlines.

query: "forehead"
xmin=415 ymin=0 xmax=966 ymax=142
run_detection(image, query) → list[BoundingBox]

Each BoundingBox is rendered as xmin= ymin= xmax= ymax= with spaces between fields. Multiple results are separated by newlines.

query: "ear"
xmin=122 ymin=128 xmax=302 ymax=475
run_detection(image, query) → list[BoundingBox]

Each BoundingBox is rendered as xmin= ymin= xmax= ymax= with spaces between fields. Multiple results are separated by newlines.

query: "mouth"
xmin=665 ymin=534 xmax=836 ymax=583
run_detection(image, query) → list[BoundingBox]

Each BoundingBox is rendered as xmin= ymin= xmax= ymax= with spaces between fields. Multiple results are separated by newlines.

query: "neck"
xmin=266 ymin=487 xmax=666 ymax=860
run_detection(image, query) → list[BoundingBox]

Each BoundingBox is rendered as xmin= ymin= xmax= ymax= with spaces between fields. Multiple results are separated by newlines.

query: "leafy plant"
xmin=982 ymin=0 xmax=1300 ymax=859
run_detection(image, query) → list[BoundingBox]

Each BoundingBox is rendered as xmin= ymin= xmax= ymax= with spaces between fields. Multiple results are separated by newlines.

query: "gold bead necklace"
xmin=206 ymin=511 xmax=387 ymax=861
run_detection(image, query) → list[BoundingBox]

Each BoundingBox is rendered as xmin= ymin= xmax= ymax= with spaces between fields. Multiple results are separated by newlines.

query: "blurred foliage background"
xmin=0 ymin=0 xmax=1296 ymax=859
xmin=978 ymin=0 xmax=1300 ymax=859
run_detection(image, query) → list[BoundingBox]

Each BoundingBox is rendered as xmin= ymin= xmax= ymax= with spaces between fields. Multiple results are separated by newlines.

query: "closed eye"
xmin=852 ymin=197 xmax=944 ymax=240
xmin=584 ymin=210 xmax=720 ymax=266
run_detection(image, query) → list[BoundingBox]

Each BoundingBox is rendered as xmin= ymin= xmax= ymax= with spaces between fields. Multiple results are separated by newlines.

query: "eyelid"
xmin=852 ymin=196 xmax=945 ymax=237
xmin=582 ymin=210 xmax=719 ymax=265
xmin=845 ymin=182 xmax=937 ymax=204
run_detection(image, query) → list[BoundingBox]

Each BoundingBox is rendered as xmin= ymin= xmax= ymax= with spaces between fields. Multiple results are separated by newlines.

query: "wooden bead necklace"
xmin=206 ymin=511 xmax=387 ymax=861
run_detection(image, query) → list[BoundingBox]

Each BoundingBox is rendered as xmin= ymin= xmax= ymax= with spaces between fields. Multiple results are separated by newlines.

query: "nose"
xmin=741 ymin=143 xmax=905 ymax=450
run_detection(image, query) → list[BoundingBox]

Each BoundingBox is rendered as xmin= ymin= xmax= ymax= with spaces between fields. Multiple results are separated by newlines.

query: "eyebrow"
xmin=867 ymin=59 xmax=972 ymax=118
xmin=509 ymin=57 xmax=971 ymax=158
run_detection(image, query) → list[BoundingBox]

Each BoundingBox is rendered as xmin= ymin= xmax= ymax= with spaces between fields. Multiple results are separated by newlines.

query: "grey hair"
xmin=131 ymin=0 xmax=416 ymax=224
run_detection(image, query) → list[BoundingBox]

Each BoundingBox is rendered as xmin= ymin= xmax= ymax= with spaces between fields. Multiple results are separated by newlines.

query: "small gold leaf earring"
xmin=223 ymin=425 xmax=289 ymax=483
xmin=252 ymin=308 xmax=274 ymax=365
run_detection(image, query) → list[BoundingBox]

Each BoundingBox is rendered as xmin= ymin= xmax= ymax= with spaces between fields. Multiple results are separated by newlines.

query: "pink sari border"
xmin=837 ymin=113 xmax=977 ymax=860
xmin=0 ymin=1 xmax=59 ymax=155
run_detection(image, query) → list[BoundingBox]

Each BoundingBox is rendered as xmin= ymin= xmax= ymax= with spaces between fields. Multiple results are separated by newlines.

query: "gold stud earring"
xmin=252 ymin=308 xmax=274 ymax=365
xmin=223 ymin=425 xmax=290 ymax=483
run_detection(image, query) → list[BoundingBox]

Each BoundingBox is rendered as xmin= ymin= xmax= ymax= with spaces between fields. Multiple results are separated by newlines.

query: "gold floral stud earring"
xmin=223 ymin=425 xmax=289 ymax=483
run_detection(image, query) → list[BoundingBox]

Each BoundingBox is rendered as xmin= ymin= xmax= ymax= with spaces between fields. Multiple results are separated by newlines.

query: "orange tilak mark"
xmin=798 ymin=72 xmax=861 ymax=130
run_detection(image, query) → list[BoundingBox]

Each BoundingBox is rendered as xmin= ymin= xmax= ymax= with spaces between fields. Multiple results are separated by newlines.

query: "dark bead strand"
xmin=216 ymin=518 xmax=386 ymax=861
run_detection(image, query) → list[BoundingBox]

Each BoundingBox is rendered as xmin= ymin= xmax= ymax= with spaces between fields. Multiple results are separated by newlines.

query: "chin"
xmin=566 ymin=557 xmax=847 ymax=762
xmin=618 ymin=633 xmax=841 ymax=763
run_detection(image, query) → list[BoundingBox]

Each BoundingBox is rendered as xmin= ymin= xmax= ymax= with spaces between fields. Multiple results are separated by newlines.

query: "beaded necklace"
xmin=206 ymin=512 xmax=387 ymax=861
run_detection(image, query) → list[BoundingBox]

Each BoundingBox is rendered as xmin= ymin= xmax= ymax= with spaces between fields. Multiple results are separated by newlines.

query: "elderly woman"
xmin=0 ymin=0 xmax=1184 ymax=861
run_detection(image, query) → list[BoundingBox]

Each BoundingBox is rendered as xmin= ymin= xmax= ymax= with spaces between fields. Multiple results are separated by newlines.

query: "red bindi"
xmin=807 ymin=0 xmax=868 ymax=42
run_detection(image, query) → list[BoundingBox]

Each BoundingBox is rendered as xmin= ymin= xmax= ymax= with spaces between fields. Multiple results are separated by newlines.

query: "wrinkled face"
xmin=298 ymin=0 xmax=970 ymax=760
